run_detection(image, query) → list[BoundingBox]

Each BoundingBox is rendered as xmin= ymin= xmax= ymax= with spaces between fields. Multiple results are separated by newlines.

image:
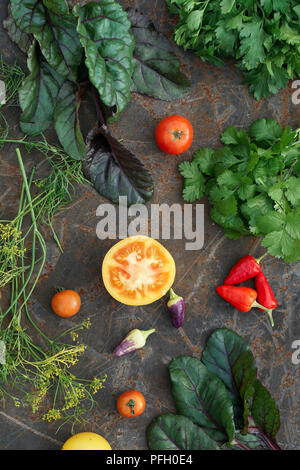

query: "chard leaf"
xmin=84 ymin=126 xmax=154 ymax=205
xmin=10 ymin=0 xmax=46 ymax=33
xmin=202 ymin=329 xmax=257 ymax=426
xmin=3 ymin=7 xmax=32 ymax=54
xmin=54 ymin=81 xmax=86 ymax=161
xmin=169 ymin=356 xmax=235 ymax=444
xmin=19 ymin=41 xmax=65 ymax=136
xmin=42 ymin=0 xmax=69 ymax=15
xmin=34 ymin=10 xmax=82 ymax=80
xmin=75 ymin=1 xmax=135 ymax=122
xmin=250 ymin=380 xmax=280 ymax=440
xmin=127 ymin=9 xmax=190 ymax=101
xmin=11 ymin=0 xmax=82 ymax=80
xmin=147 ymin=414 xmax=220 ymax=450
xmin=231 ymin=432 xmax=268 ymax=450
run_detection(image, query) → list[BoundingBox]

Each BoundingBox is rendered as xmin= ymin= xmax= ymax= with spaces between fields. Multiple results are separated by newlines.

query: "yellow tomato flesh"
xmin=102 ymin=236 xmax=176 ymax=306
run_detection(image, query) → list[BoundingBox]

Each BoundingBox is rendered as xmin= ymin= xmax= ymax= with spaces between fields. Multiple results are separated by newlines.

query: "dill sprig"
xmin=0 ymin=149 xmax=106 ymax=432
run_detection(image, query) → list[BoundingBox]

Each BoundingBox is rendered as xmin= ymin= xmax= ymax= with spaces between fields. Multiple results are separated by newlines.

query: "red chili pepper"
xmin=216 ymin=285 xmax=274 ymax=327
xmin=224 ymin=254 xmax=266 ymax=285
xmin=255 ymin=271 xmax=277 ymax=315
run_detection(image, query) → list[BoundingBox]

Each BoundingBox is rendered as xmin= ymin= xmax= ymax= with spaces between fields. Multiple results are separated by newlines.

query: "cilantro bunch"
xmin=179 ymin=118 xmax=300 ymax=263
xmin=166 ymin=0 xmax=300 ymax=99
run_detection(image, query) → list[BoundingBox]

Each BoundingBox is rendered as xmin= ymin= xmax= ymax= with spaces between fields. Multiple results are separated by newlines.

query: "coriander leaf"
xmin=54 ymin=81 xmax=86 ymax=161
xmin=284 ymin=176 xmax=300 ymax=207
xmin=261 ymin=229 xmax=295 ymax=258
xmin=240 ymin=20 xmax=266 ymax=70
xmin=19 ymin=41 xmax=65 ymax=136
xmin=217 ymin=169 xmax=240 ymax=189
xmin=179 ymin=161 xmax=205 ymax=202
xmin=221 ymin=0 xmax=235 ymax=14
xmin=84 ymin=126 xmax=154 ymax=205
xmin=249 ymin=118 xmax=283 ymax=146
xmin=127 ymin=9 xmax=190 ymax=101
xmin=210 ymin=208 xmax=249 ymax=238
xmin=243 ymin=63 xmax=290 ymax=100
xmin=268 ymin=183 xmax=283 ymax=203
xmin=147 ymin=414 xmax=220 ymax=450
xmin=193 ymin=148 xmax=215 ymax=175
xmin=256 ymin=211 xmax=286 ymax=235
xmin=238 ymin=183 xmax=257 ymax=201
xmin=75 ymin=1 xmax=135 ymax=123
xmin=285 ymin=213 xmax=300 ymax=239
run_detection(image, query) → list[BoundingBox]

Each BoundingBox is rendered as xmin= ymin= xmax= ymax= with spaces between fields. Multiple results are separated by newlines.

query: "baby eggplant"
xmin=167 ymin=288 xmax=185 ymax=328
xmin=114 ymin=328 xmax=156 ymax=357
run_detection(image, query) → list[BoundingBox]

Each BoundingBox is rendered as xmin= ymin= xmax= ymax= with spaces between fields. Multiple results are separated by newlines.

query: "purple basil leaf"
xmin=83 ymin=125 xmax=154 ymax=205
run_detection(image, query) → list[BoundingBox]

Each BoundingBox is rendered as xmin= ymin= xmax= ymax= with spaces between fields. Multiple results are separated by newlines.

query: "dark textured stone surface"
xmin=0 ymin=0 xmax=299 ymax=450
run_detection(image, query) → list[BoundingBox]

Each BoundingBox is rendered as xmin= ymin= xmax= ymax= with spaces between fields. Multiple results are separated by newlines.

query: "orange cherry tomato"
xmin=51 ymin=289 xmax=81 ymax=318
xmin=155 ymin=115 xmax=193 ymax=155
xmin=117 ymin=390 xmax=146 ymax=418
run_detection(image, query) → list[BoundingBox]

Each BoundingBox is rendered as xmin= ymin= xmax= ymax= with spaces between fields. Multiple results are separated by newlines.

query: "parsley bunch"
xmin=179 ymin=118 xmax=300 ymax=262
xmin=166 ymin=0 xmax=300 ymax=99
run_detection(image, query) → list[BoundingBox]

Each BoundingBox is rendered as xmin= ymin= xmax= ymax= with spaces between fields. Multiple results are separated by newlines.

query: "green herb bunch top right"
xmin=166 ymin=0 xmax=300 ymax=99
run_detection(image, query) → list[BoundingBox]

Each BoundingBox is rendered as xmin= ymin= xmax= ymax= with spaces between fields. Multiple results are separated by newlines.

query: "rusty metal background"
xmin=0 ymin=0 xmax=299 ymax=450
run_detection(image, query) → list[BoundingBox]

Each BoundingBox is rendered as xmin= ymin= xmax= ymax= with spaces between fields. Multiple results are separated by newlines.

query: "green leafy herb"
xmin=147 ymin=414 xmax=220 ymax=450
xmin=166 ymin=0 xmax=300 ymax=99
xmin=74 ymin=1 xmax=135 ymax=123
xmin=127 ymin=8 xmax=190 ymax=101
xmin=4 ymin=0 xmax=190 ymax=205
xmin=179 ymin=118 xmax=300 ymax=262
xmin=84 ymin=126 xmax=154 ymax=205
xmin=147 ymin=328 xmax=281 ymax=451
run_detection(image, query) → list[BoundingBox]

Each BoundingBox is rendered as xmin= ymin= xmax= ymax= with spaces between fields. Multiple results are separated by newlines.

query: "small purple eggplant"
xmin=167 ymin=288 xmax=185 ymax=328
xmin=114 ymin=328 xmax=156 ymax=357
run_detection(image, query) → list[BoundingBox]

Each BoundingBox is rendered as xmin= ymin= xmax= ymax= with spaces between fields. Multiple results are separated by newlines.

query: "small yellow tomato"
xmin=62 ymin=432 xmax=111 ymax=450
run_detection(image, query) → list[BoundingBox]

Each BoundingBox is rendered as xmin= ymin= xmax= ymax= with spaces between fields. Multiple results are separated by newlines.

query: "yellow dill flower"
xmin=42 ymin=409 xmax=62 ymax=422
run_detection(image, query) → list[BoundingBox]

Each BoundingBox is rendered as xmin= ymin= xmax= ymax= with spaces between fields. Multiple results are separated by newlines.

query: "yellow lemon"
xmin=62 ymin=432 xmax=111 ymax=450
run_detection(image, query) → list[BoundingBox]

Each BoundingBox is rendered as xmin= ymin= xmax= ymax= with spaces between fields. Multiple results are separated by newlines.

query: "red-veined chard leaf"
xmin=169 ymin=356 xmax=235 ymax=444
xmin=231 ymin=432 xmax=269 ymax=450
xmin=147 ymin=414 xmax=220 ymax=451
xmin=11 ymin=0 xmax=82 ymax=81
xmin=54 ymin=81 xmax=86 ymax=161
xmin=201 ymin=328 xmax=257 ymax=427
xmin=19 ymin=40 xmax=65 ymax=136
xmin=74 ymin=1 xmax=135 ymax=123
xmin=3 ymin=6 xmax=32 ymax=54
xmin=10 ymin=0 xmax=46 ymax=33
xmin=127 ymin=9 xmax=190 ymax=101
xmin=42 ymin=0 xmax=69 ymax=15
xmin=84 ymin=126 xmax=154 ymax=205
xmin=250 ymin=380 xmax=280 ymax=440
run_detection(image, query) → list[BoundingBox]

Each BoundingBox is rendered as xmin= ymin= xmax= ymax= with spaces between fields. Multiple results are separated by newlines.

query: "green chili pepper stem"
xmin=141 ymin=328 xmax=156 ymax=341
xmin=255 ymin=252 xmax=268 ymax=264
xmin=252 ymin=300 xmax=274 ymax=327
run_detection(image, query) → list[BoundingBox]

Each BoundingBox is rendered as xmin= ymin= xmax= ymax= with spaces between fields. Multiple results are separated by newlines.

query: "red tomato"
xmin=51 ymin=289 xmax=81 ymax=318
xmin=117 ymin=390 xmax=146 ymax=418
xmin=155 ymin=115 xmax=193 ymax=155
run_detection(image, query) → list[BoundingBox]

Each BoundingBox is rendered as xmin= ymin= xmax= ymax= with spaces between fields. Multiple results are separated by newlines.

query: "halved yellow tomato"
xmin=102 ymin=236 xmax=176 ymax=306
